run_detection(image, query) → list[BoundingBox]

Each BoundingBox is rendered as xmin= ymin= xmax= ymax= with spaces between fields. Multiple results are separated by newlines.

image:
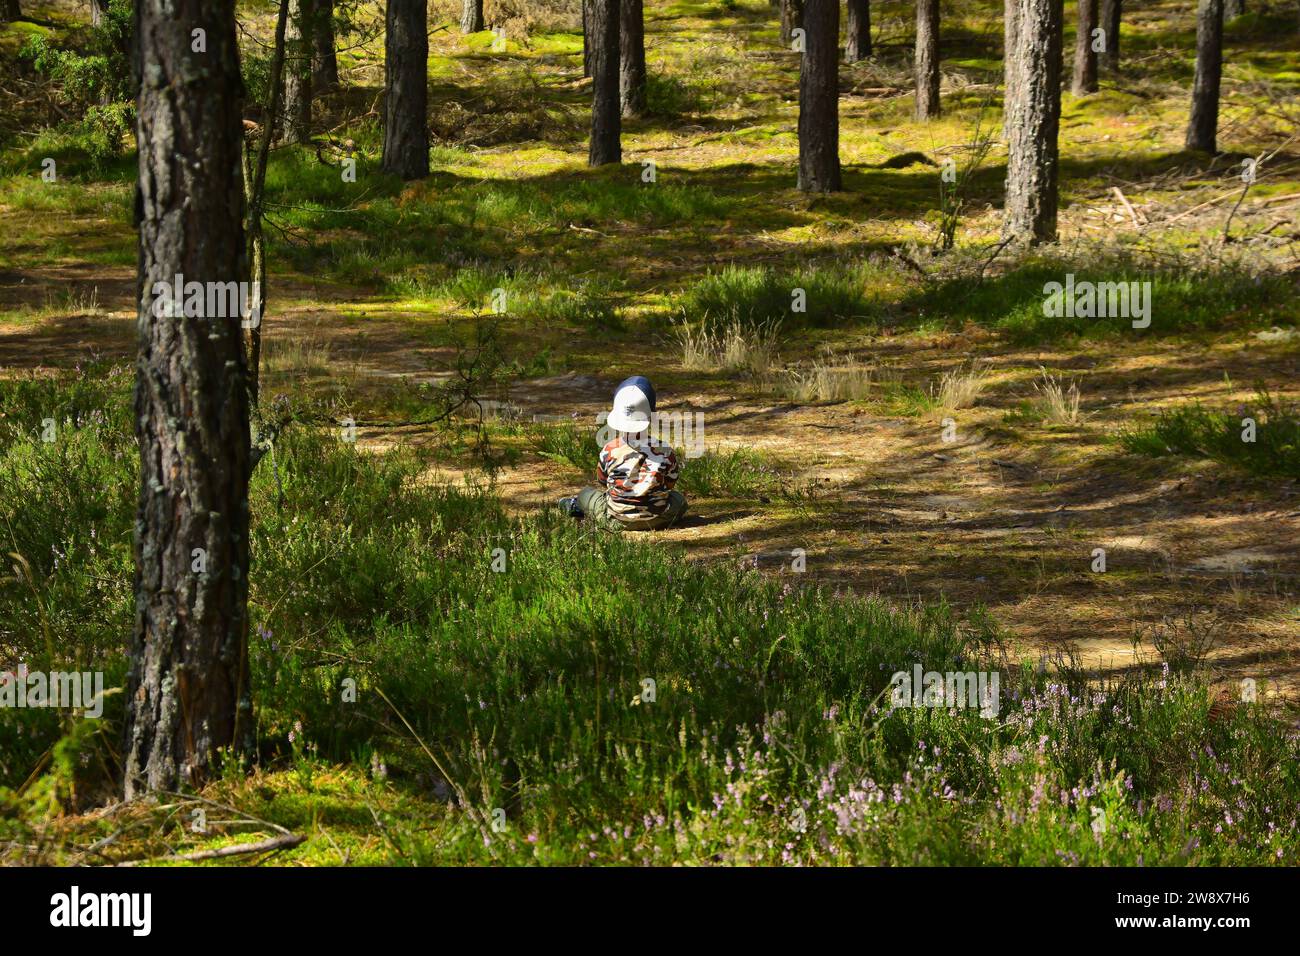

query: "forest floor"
xmin=3 ymin=0 xmax=1300 ymax=697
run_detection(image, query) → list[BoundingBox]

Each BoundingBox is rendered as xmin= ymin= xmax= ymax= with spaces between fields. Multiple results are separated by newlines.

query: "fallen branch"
xmin=990 ymin=458 xmax=1034 ymax=472
xmin=161 ymin=791 xmax=297 ymax=838
xmin=1162 ymin=187 xmax=1244 ymax=225
xmin=890 ymin=246 xmax=928 ymax=276
xmin=1224 ymin=182 xmax=1253 ymax=243
xmin=848 ymin=86 xmax=908 ymax=96
xmin=1111 ymin=186 xmax=1146 ymax=226
xmin=568 ymin=222 xmax=611 ymax=237
xmin=976 ymin=237 xmax=1014 ymax=284
xmin=117 ymin=833 xmax=305 ymax=866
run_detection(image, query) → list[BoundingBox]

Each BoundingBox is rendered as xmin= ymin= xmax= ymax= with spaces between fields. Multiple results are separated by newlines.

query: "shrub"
xmin=1119 ymin=392 xmax=1300 ymax=479
xmin=19 ymin=0 xmax=134 ymax=113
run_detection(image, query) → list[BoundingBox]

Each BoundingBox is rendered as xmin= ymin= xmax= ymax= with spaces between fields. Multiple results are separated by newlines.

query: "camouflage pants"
xmin=575 ymin=487 xmax=688 ymax=532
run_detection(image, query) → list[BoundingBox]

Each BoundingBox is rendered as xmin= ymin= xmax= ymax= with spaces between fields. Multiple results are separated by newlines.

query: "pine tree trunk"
xmin=461 ymin=0 xmax=483 ymax=33
xmin=312 ymin=0 xmax=339 ymax=87
xmin=620 ymin=0 xmax=646 ymax=117
xmin=283 ymin=0 xmax=313 ymax=142
xmin=1224 ymin=0 xmax=1243 ymax=18
xmin=126 ymin=0 xmax=252 ymax=799
xmin=797 ymin=0 xmax=841 ymax=192
xmin=382 ymin=0 xmax=430 ymax=179
xmin=780 ymin=0 xmax=803 ymax=46
xmin=1003 ymin=0 xmax=1063 ymax=244
xmin=915 ymin=0 xmax=940 ymax=120
xmin=589 ymin=0 xmax=621 ymax=164
xmin=1072 ymin=0 xmax=1098 ymax=95
xmin=1186 ymin=0 xmax=1224 ymax=153
xmin=846 ymin=0 xmax=871 ymax=62
xmin=583 ymin=0 xmax=593 ymax=77
xmin=1004 ymin=0 xmax=1020 ymax=106
xmin=1100 ymin=0 xmax=1119 ymax=71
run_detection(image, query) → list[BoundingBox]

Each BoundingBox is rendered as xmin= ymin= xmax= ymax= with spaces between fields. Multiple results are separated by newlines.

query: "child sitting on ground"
xmin=559 ymin=376 xmax=688 ymax=531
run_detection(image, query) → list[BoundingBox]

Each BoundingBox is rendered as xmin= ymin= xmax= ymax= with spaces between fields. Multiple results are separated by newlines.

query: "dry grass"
xmin=262 ymin=336 xmax=335 ymax=379
xmin=676 ymin=319 xmax=780 ymax=376
xmin=1033 ymin=368 xmax=1083 ymax=424
xmin=49 ymin=286 xmax=102 ymax=317
xmin=783 ymin=352 xmax=875 ymax=402
xmin=932 ymin=362 xmax=989 ymax=410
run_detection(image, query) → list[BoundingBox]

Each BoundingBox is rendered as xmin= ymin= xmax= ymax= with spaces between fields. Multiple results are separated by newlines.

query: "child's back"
xmin=599 ymin=433 xmax=680 ymax=520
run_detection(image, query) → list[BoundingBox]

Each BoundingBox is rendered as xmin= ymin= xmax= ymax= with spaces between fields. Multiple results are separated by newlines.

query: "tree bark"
xmin=915 ymin=0 xmax=940 ymax=120
xmin=312 ymin=0 xmax=339 ymax=88
xmin=588 ymin=0 xmax=621 ymax=165
xmin=1186 ymin=0 xmax=1224 ymax=153
xmin=620 ymin=0 xmax=646 ymax=118
xmin=1099 ymin=0 xmax=1119 ymax=71
xmin=2 ymin=0 xmax=22 ymax=22
xmin=126 ymin=0 xmax=252 ymax=798
xmin=797 ymin=0 xmax=840 ymax=192
xmin=780 ymin=0 xmax=803 ymax=46
xmin=1224 ymin=0 xmax=1243 ymax=17
xmin=1004 ymin=0 xmax=1020 ymax=105
xmin=1072 ymin=0 xmax=1098 ymax=95
xmin=583 ymin=0 xmax=593 ymax=77
xmin=90 ymin=0 xmax=108 ymax=27
xmin=1003 ymin=0 xmax=1063 ymax=244
xmin=461 ymin=0 xmax=483 ymax=33
xmin=846 ymin=0 xmax=871 ymax=62
xmin=382 ymin=0 xmax=429 ymax=179
xmin=283 ymin=0 xmax=313 ymax=143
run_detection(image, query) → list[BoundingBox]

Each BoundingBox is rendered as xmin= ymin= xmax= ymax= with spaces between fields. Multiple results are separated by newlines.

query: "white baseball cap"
xmin=606 ymin=382 xmax=654 ymax=433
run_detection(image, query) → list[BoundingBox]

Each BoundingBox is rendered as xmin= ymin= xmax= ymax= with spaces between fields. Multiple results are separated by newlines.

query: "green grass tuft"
xmin=678 ymin=263 xmax=881 ymax=331
xmin=1120 ymin=392 xmax=1300 ymax=479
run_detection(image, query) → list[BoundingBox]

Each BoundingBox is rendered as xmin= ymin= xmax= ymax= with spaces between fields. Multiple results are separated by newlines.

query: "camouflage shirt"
xmin=598 ymin=435 xmax=681 ymax=519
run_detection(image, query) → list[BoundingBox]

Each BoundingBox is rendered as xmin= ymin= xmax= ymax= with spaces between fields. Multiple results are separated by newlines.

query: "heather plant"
xmin=3 ymin=373 xmax=1298 ymax=864
xmin=1120 ymin=392 xmax=1300 ymax=480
